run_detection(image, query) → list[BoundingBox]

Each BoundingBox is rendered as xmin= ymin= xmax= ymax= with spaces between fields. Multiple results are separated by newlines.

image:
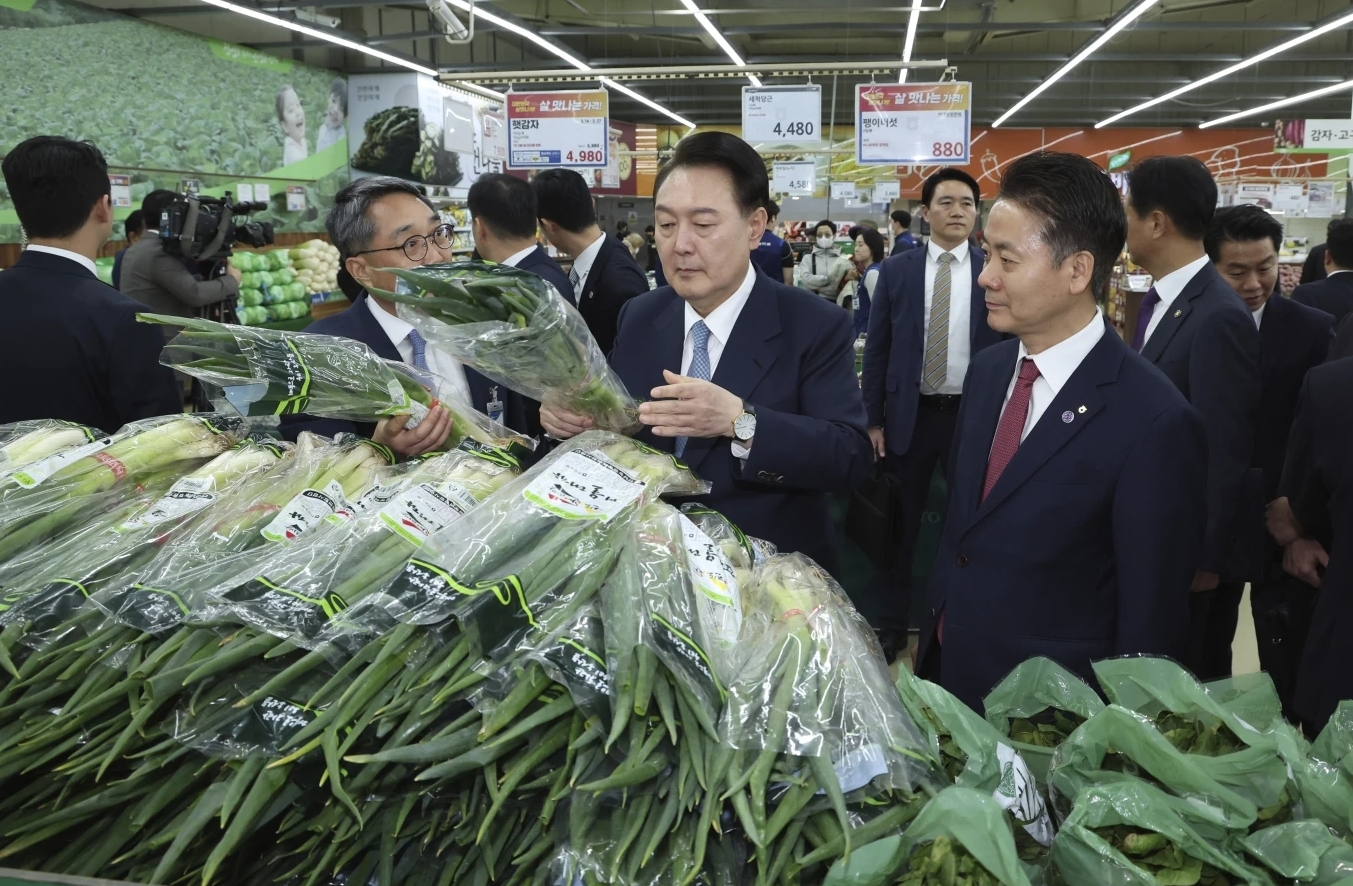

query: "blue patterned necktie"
xmin=675 ymin=320 xmax=711 ymax=458
xmin=406 ymin=328 xmax=430 ymax=371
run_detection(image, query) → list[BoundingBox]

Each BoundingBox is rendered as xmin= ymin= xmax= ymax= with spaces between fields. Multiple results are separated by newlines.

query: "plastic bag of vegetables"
xmin=1049 ymin=780 xmax=1273 ymax=886
xmin=378 ymin=261 xmax=640 ymax=433
xmin=983 ymin=657 xmax=1106 ymax=784
xmin=1240 ymin=820 xmax=1353 ymax=884
xmin=0 ymin=419 xmax=105 ymax=474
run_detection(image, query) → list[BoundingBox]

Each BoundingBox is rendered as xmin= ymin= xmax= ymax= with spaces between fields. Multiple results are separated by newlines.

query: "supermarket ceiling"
xmin=94 ymin=0 xmax=1353 ymax=128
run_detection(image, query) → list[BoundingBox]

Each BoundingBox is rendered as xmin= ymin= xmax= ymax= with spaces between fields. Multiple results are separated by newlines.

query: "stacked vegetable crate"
xmin=232 ymin=250 xmax=310 ymax=326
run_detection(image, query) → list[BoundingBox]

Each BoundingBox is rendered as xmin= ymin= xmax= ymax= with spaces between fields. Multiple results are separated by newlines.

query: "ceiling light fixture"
xmin=1098 ymin=9 xmax=1353 ymax=128
xmin=898 ymin=0 xmax=923 ymax=83
xmin=992 ymin=0 xmax=1160 ymax=128
xmin=1200 ymin=78 xmax=1353 ymax=128
xmin=676 ymin=0 xmax=760 ymax=86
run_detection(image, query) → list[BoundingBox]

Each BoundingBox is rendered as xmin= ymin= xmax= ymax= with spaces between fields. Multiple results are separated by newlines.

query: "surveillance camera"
xmin=428 ymin=0 xmax=471 ymax=42
xmin=293 ymin=6 xmax=341 ymax=28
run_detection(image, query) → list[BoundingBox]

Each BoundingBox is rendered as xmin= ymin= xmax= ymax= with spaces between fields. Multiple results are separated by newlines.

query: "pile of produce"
xmin=376 ymin=261 xmax=640 ymax=432
xmin=231 ymin=249 xmax=310 ymax=326
xmin=288 ymin=238 xmax=341 ymax=295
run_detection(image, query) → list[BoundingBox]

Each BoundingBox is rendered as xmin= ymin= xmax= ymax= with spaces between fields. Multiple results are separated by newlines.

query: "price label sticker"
xmin=856 ymin=82 xmax=972 ymax=166
xmin=742 ymin=85 xmax=822 ymax=144
xmin=506 ymin=89 xmax=609 ymax=169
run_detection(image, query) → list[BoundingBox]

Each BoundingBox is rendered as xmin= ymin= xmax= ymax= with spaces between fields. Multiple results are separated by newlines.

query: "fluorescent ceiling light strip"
xmin=1201 ymin=78 xmax=1353 ymax=128
xmin=993 ymin=0 xmax=1160 ymax=128
xmin=603 ymin=78 xmax=696 ymax=128
xmin=677 ymin=0 xmax=759 ymax=86
xmin=1098 ymin=9 xmax=1353 ymax=128
xmin=898 ymin=0 xmax=923 ymax=82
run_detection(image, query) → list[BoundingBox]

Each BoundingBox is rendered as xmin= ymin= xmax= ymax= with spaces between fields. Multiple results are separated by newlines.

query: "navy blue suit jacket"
xmin=1255 ymin=295 xmax=1334 ymax=504
xmin=0 ymin=250 xmax=181 ymax=430
xmin=1138 ymin=261 xmax=1261 ymax=577
xmin=860 ymin=243 xmax=1002 ymax=456
xmin=576 ymin=234 xmax=649 ymax=356
xmin=1293 ymin=272 xmax=1353 ymax=326
xmin=277 ymin=291 xmax=530 ymax=442
xmin=921 ymin=330 xmax=1207 ymax=709
xmin=515 ymin=246 xmax=576 ymax=307
xmin=112 ymin=247 xmax=127 ymax=290
xmin=608 ymin=271 xmax=873 ymax=573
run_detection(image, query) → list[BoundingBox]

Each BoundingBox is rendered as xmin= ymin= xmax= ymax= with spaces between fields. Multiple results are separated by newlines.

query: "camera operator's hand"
xmin=224 ymin=261 xmax=242 ymax=283
xmin=374 ymin=407 xmax=452 ymax=460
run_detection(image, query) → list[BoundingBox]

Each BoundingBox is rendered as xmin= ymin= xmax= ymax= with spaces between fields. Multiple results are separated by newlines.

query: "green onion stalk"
xmin=138 ymin=313 xmax=533 ymax=455
xmin=370 ymin=261 xmax=640 ymax=433
xmin=0 ymin=415 xmax=247 ymax=563
xmin=0 ymin=420 xmax=103 ymax=474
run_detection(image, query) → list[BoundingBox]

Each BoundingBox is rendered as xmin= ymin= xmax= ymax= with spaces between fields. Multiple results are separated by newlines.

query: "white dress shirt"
xmin=1328 ymin=269 xmax=1352 ymax=279
xmin=1001 ymin=308 xmax=1106 ymax=443
xmin=501 ymin=245 xmax=537 ymax=269
xmin=1252 ymin=300 xmax=1267 ymax=329
xmin=24 ymin=244 xmax=98 ymax=277
xmin=682 ymin=263 xmax=757 ymax=458
xmin=567 ymin=232 xmax=607 ymax=299
xmin=366 ymin=296 xmax=474 ymax=407
xmin=921 ymin=240 xmax=973 ymax=395
xmin=1141 ymin=253 xmax=1211 ymax=345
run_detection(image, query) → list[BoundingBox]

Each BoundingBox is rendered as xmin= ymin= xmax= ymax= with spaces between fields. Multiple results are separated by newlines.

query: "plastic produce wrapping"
xmin=1313 ymin=703 xmax=1353 ymax=776
xmin=379 ymin=261 xmax=640 ymax=433
xmin=983 ymin=657 xmax=1106 ymax=785
xmin=0 ymin=419 xmax=105 ymax=476
xmin=0 ymin=413 xmax=246 ymax=563
xmin=142 ymin=312 xmax=532 ymax=454
xmin=1307 ymin=703 xmax=1353 ymax=837
xmin=0 ymin=436 xmax=288 ymax=653
xmin=896 ymin=668 xmax=1055 ymax=857
xmin=89 ymin=434 xmax=394 ymax=635
xmin=524 ymin=602 xmax=613 ymax=731
xmin=720 ymin=552 xmax=938 ymax=795
xmin=1203 ymin=674 xmax=1288 ymax=733
xmin=1240 ymin=820 xmax=1353 ymax=884
xmin=1048 ymin=705 xmax=1262 ymax=833
xmin=1091 ymin=657 xmax=1311 ymax=834
xmin=171 ymin=661 xmax=335 ymax=761
xmin=372 ymin=432 xmax=706 ymax=664
xmin=1049 ymin=780 xmax=1274 ymax=886
xmin=203 ymin=443 xmax=519 ymax=652
xmin=883 ymin=787 xmax=1034 ymax=886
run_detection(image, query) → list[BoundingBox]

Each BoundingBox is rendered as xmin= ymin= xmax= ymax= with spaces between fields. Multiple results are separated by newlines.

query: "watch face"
xmin=734 ymin=413 xmax=756 ymax=439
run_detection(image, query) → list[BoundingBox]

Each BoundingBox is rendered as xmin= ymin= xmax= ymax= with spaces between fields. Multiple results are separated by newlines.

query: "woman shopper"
xmin=799 ymin=219 xmax=852 ymax=301
xmin=852 ymin=226 xmax=886 ymax=336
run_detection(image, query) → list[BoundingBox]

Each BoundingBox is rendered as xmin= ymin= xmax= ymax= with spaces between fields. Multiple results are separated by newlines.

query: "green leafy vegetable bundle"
xmin=983 ymin=657 xmax=1105 ymax=786
xmin=376 ymin=261 xmax=640 ymax=433
xmin=350 ymin=106 xmax=421 ymax=178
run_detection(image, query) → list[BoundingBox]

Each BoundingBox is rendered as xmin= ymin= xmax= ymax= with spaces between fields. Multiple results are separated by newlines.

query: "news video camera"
xmin=159 ymin=192 xmax=274 ymax=263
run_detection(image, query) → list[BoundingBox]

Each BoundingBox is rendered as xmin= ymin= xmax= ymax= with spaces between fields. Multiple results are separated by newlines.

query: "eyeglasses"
xmin=353 ymin=223 xmax=455 ymax=262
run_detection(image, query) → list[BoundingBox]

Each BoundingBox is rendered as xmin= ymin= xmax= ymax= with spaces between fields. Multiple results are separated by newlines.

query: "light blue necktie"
xmin=675 ymin=320 xmax=711 ymax=458
xmin=406 ymin=328 xmax=430 ymax=371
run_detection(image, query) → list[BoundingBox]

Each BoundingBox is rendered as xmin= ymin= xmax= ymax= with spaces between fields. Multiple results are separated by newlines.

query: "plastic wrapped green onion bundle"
xmin=374 ymin=261 xmax=640 ymax=433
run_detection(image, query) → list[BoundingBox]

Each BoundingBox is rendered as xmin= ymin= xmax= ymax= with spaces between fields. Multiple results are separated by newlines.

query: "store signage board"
xmin=743 ymin=85 xmax=822 ymax=144
xmin=1235 ymin=182 xmax=1276 ymax=208
xmin=108 ymin=175 xmax=132 ymax=209
xmin=482 ymin=112 xmax=508 ymax=161
xmin=235 ymin=183 xmax=254 ymax=203
xmin=875 ymin=180 xmax=901 ymax=203
xmin=856 ymin=82 xmax=971 ymax=166
xmin=254 ymin=183 xmax=271 ymax=203
xmin=1274 ymin=183 xmax=1307 ymax=214
xmin=1308 ymin=182 xmax=1336 ymax=217
xmin=1274 ymin=119 xmax=1353 ymax=153
xmin=506 ymin=89 xmax=609 ymax=168
xmin=771 ymin=161 xmax=816 ymax=195
xmin=830 ymin=181 xmax=857 ymax=200
xmin=285 ymin=186 xmax=307 ymax=212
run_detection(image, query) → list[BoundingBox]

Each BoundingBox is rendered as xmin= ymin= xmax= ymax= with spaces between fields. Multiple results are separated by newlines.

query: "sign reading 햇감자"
xmin=856 ymin=82 xmax=972 ymax=166
xmin=742 ymin=85 xmax=823 ymax=144
xmin=506 ymin=89 xmax=609 ymax=168
xmin=771 ymin=161 xmax=816 ymax=195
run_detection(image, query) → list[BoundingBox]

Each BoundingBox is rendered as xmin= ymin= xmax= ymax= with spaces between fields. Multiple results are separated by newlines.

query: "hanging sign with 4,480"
xmin=742 ymin=85 xmax=824 ymax=145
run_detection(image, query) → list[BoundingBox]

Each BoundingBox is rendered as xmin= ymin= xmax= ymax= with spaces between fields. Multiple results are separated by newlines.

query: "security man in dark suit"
xmin=532 ymin=168 xmax=649 ymax=355
xmin=1293 ymin=219 xmax=1353 ymax=326
xmin=1267 ymin=356 xmax=1353 ymax=733
xmin=279 ymin=177 xmax=531 ymax=453
xmin=0 ymin=136 xmax=180 ymax=430
xmin=1123 ymin=156 xmax=1262 ymax=669
xmin=1202 ymin=206 xmax=1334 ymax=691
xmin=918 ymin=152 xmax=1207 ymax=710
xmin=861 ymin=168 xmax=1004 ymax=659
xmin=537 ymin=132 xmax=873 ymax=574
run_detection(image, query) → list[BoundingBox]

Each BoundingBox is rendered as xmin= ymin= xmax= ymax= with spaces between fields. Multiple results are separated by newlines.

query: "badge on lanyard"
xmin=486 ymin=386 xmax=504 ymax=423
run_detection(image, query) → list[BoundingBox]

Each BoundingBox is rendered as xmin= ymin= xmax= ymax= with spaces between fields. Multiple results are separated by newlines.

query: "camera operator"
xmin=120 ymin=188 xmax=241 ymax=334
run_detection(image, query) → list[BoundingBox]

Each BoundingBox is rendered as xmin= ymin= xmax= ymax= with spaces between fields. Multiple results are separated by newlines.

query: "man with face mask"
xmin=798 ymin=219 xmax=853 ymax=301
xmin=278 ymin=177 xmax=524 ymax=457
xmin=1204 ymin=206 xmax=1332 ymax=697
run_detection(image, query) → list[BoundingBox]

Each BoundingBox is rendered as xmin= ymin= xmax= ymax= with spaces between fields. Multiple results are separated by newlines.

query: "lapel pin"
xmin=1061 ymin=411 xmax=1074 ymax=423
xmin=1173 ymin=309 xmax=1182 ymax=318
xmin=1077 ymin=405 xmax=1087 ymax=414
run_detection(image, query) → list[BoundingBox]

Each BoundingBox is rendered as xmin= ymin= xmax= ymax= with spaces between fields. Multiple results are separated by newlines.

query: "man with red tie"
xmin=916 ymin=152 xmax=1208 ymax=709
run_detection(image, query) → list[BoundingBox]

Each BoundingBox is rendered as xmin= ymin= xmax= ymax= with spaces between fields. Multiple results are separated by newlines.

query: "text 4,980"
xmin=566 ymin=149 xmax=605 ymax=164
xmin=932 ymin=142 xmax=965 ymax=158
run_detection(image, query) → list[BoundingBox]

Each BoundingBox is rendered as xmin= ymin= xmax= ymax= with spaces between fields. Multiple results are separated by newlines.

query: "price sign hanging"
xmin=742 ymin=85 xmax=823 ymax=144
xmin=830 ymin=181 xmax=857 ymax=201
xmin=771 ymin=161 xmax=816 ymax=195
xmin=856 ymin=82 xmax=972 ymax=166
xmin=874 ymin=180 xmax=901 ymax=203
xmin=506 ymin=89 xmax=609 ymax=169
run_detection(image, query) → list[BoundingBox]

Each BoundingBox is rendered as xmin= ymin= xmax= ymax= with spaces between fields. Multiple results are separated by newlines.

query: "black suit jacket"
xmin=1292 ymin=272 xmax=1353 ymax=326
xmin=1300 ymin=244 xmax=1327 ymax=286
xmin=577 ymin=234 xmax=650 ymax=355
xmin=1279 ymin=357 xmax=1353 ymax=729
xmin=514 ymin=246 xmax=576 ymax=307
xmin=608 ymin=271 xmax=873 ymax=574
xmin=1329 ymin=312 xmax=1353 ymax=363
xmin=0 ymin=250 xmax=181 ymax=431
xmin=277 ymin=291 xmax=531 ymax=442
xmin=1255 ymin=295 xmax=1334 ymax=503
xmin=1139 ymin=261 xmax=1261 ymax=576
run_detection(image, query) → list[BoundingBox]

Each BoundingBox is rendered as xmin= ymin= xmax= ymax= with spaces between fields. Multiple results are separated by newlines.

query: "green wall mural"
xmin=0 ymin=0 xmax=349 ymax=243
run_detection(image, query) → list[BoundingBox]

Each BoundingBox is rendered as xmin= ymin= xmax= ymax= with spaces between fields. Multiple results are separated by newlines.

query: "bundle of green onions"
xmin=0 ymin=420 xmax=104 ymax=475
xmin=138 ymin=313 xmax=532 ymax=454
xmin=372 ymin=261 xmax=640 ymax=433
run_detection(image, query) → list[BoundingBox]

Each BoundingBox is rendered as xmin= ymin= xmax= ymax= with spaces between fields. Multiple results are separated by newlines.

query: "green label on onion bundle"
xmin=224 ymin=576 xmax=347 ymax=635
xmin=261 ymin=481 xmax=348 ymax=542
xmin=522 ymin=450 xmax=644 ymax=522
xmin=10 ymin=436 xmax=113 ymax=488
xmin=678 ymin=515 xmax=743 ymax=644
xmin=538 ymin=614 xmax=611 ymax=723
xmin=250 ymin=337 xmax=313 ymax=416
xmin=649 ymin=613 xmax=724 ymax=704
xmin=378 ymin=480 xmax=477 ymax=545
